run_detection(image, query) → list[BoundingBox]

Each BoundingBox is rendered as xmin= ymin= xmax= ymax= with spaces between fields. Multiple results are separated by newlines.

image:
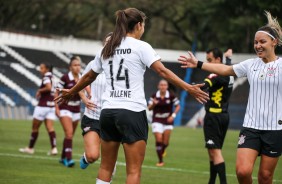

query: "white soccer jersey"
xmin=92 ymin=37 xmax=161 ymax=112
xmin=233 ymin=57 xmax=282 ymax=130
xmin=83 ymin=60 xmax=106 ymax=120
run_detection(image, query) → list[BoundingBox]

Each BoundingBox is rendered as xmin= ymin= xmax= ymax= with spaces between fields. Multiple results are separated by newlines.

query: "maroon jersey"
xmin=57 ymin=72 xmax=81 ymax=113
xmin=149 ymin=90 xmax=179 ymax=125
xmin=38 ymin=72 xmax=55 ymax=107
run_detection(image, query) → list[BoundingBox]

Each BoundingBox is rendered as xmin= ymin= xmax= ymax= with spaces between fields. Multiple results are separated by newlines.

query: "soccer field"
xmin=0 ymin=120 xmax=281 ymax=184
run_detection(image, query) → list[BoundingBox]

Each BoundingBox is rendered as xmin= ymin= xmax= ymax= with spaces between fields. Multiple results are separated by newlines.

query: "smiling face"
xmin=254 ymin=31 xmax=277 ymax=60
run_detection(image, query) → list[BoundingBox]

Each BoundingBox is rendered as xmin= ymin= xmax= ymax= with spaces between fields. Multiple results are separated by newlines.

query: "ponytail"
xmin=258 ymin=11 xmax=282 ymax=46
xmin=102 ymin=8 xmax=146 ymax=59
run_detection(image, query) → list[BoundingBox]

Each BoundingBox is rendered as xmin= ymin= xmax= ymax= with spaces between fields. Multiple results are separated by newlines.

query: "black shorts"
xmin=81 ymin=115 xmax=100 ymax=136
xmin=99 ymin=109 xmax=148 ymax=144
xmin=237 ymin=127 xmax=282 ymax=157
xmin=203 ymin=112 xmax=229 ymax=149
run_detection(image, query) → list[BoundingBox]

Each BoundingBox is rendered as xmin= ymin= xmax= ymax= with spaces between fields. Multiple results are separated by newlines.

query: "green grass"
xmin=0 ymin=120 xmax=281 ymax=184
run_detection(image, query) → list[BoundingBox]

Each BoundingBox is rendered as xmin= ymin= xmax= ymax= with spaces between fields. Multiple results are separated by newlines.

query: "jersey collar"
xmin=156 ymin=90 xmax=169 ymax=98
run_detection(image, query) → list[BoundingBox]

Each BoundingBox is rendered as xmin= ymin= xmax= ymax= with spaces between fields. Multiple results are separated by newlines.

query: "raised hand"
xmin=178 ymin=51 xmax=199 ymax=68
xmin=186 ymin=83 xmax=209 ymax=104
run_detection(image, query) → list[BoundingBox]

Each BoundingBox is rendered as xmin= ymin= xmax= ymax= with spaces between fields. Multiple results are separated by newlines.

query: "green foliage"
xmin=0 ymin=0 xmax=281 ymax=52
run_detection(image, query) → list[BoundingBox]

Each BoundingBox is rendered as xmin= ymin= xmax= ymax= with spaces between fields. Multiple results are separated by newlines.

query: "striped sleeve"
xmin=42 ymin=77 xmax=51 ymax=85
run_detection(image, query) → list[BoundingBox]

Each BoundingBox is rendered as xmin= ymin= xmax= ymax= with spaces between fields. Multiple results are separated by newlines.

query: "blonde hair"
xmin=258 ymin=11 xmax=282 ymax=46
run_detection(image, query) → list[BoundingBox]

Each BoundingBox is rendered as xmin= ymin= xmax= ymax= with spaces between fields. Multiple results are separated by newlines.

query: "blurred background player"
xmin=55 ymin=56 xmax=82 ymax=167
xmin=179 ymin=11 xmax=282 ymax=184
xmin=19 ymin=63 xmax=57 ymax=155
xmin=201 ymin=48 xmax=233 ymax=184
xmin=55 ymin=7 xmax=208 ymax=184
xmin=148 ymin=79 xmax=180 ymax=167
xmin=79 ymin=32 xmax=114 ymax=171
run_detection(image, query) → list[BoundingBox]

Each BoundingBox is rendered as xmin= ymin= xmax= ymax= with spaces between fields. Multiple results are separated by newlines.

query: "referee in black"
xmin=201 ymin=48 xmax=234 ymax=184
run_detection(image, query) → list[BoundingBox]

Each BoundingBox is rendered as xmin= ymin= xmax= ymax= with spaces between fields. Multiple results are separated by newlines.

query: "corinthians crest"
xmin=238 ymin=135 xmax=246 ymax=145
xmin=267 ymin=67 xmax=277 ymax=77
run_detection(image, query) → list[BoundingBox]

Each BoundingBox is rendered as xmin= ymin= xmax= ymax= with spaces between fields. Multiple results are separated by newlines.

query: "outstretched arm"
xmin=150 ymin=60 xmax=209 ymax=104
xmin=178 ymin=51 xmax=236 ymax=76
xmin=54 ymin=70 xmax=98 ymax=104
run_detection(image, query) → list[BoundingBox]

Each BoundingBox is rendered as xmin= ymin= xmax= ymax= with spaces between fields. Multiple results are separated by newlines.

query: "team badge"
xmin=83 ymin=126 xmax=91 ymax=132
xmin=166 ymin=100 xmax=170 ymax=104
xmin=278 ymin=120 xmax=282 ymax=125
xmin=267 ymin=67 xmax=276 ymax=77
xmin=238 ymin=135 xmax=246 ymax=145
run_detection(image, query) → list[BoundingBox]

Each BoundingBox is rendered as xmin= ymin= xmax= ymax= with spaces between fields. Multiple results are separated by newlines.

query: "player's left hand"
xmin=54 ymin=88 xmax=73 ymax=105
xmin=167 ymin=116 xmax=174 ymax=124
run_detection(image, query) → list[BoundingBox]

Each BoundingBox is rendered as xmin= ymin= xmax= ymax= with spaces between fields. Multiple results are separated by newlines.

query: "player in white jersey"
xmin=179 ymin=11 xmax=282 ymax=184
xmin=55 ymin=8 xmax=208 ymax=184
xmin=79 ymin=33 xmax=117 ymax=175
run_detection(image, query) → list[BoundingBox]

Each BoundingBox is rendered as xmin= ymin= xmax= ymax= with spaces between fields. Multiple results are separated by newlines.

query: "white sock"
xmin=96 ymin=178 xmax=110 ymax=184
xmin=83 ymin=152 xmax=89 ymax=164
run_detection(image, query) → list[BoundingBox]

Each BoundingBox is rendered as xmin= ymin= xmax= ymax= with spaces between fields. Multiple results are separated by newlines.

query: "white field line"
xmin=0 ymin=151 xmax=282 ymax=182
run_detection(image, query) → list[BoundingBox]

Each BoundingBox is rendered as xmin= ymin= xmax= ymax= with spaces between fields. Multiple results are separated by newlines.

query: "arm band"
xmin=197 ymin=61 xmax=203 ymax=69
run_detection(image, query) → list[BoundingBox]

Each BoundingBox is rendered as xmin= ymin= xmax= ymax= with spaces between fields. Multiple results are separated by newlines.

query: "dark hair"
xmin=69 ymin=56 xmax=81 ymax=66
xmin=257 ymin=11 xmax=282 ymax=46
xmin=101 ymin=8 xmax=146 ymax=59
xmin=102 ymin=32 xmax=113 ymax=46
xmin=41 ymin=63 xmax=53 ymax=73
xmin=206 ymin=48 xmax=223 ymax=63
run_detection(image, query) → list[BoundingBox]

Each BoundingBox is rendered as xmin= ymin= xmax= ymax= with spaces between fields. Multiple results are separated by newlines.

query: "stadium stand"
xmin=0 ymin=31 xmax=252 ymax=128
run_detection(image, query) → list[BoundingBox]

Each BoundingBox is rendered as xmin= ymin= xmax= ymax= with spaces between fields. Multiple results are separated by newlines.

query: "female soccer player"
xmin=55 ymin=8 xmax=208 ymax=184
xmin=55 ymin=56 xmax=81 ymax=167
xmin=79 ymin=32 xmax=112 ymax=170
xmin=179 ymin=11 xmax=282 ymax=184
xmin=148 ymin=79 xmax=180 ymax=167
xmin=19 ymin=63 xmax=57 ymax=155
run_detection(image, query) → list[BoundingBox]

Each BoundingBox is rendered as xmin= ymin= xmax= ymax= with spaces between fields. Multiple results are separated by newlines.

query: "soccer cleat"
xmin=19 ymin=147 xmax=34 ymax=154
xmin=80 ymin=156 xmax=89 ymax=169
xmin=47 ymin=147 xmax=58 ymax=156
xmin=156 ymin=162 xmax=165 ymax=167
xmin=61 ymin=158 xmax=75 ymax=167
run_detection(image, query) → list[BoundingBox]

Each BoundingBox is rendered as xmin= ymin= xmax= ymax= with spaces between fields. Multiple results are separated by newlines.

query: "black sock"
xmin=208 ymin=161 xmax=217 ymax=184
xmin=156 ymin=142 xmax=163 ymax=163
xmin=215 ymin=162 xmax=227 ymax=184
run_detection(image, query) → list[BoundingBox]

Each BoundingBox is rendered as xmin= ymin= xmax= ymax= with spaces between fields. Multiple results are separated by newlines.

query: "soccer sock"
xmin=96 ymin=178 xmax=110 ymax=184
xmin=28 ymin=132 xmax=39 ymax=148
xmin=156 ymin=142 xmax=163 ymax=163
xmin=208 ymin=161 xmax=217 ymax=184
xmin=83 ymin=152 xmax=89 ymax=164
xmin=48 ymin=131 xmax=56 ymax=148
xmin=61 ymin=139 xmax=66 ymax=159
xmin=215 ymin=162 xmax=227 ymax=184
xmin=64 ymin=138 xmax=72 ymax=160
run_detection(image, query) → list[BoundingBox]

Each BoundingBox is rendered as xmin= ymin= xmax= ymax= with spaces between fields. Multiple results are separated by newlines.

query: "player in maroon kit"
xmin=19 ymin=63 xmax=57 ymax=155
xmin=55 ymin=56 xmax=81 ymax=167
xmin=148 ymin=79 xmax=180 ymax=166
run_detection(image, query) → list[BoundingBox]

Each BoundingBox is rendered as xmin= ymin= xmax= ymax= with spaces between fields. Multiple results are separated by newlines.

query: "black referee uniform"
xmin=202 ymin=74 xmax=234 ymax=149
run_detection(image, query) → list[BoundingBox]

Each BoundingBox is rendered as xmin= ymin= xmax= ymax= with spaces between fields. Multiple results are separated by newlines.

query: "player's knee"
xmin=236 ymin=165 xmax=252 ymax=179
xmin=86 ymin=152 xmax=100 ymax=163
xmin=258 ymin=170 xmax=273 ymax=183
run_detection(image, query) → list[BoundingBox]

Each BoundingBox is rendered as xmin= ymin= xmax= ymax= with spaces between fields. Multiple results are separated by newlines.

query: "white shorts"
xmin=33 ymin=106 xmax=56 ymax=121
xmin=152 ymin=122 xmax=174 ymax=133
xmin=59 ymin=109 xmax=80 ymax=122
